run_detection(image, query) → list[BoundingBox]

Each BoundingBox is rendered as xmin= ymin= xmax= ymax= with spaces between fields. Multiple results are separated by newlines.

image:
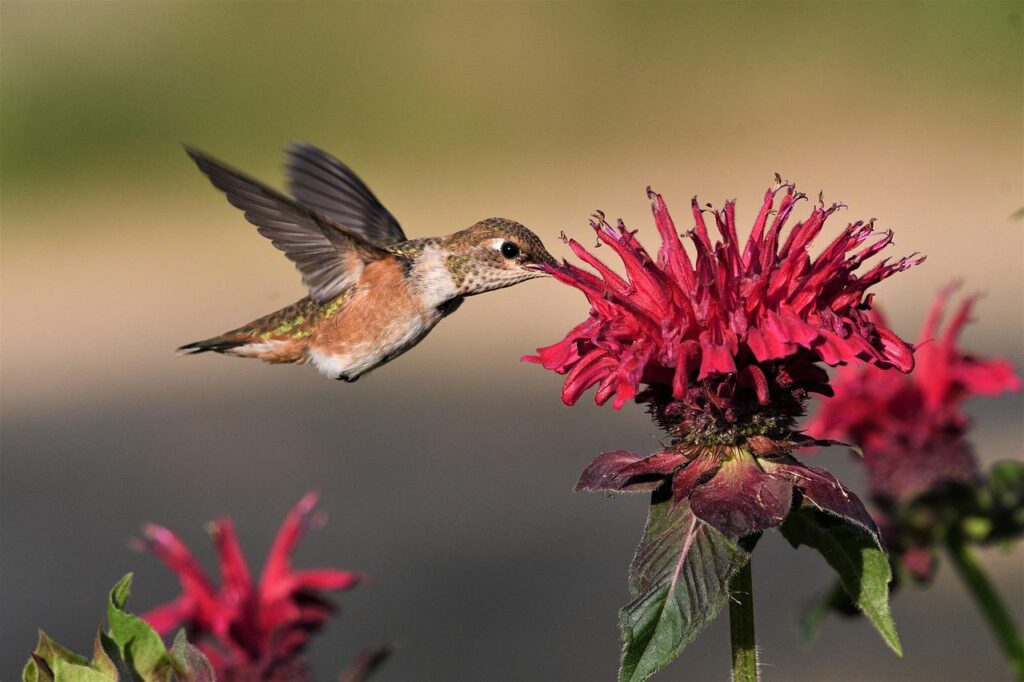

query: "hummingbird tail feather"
xmin=177 ymin=334 xmax=307 ymax=364
xmin=176 ymin=337 xmax=248 ymax=356
xmin=178 ymin=298 xmax=320 ymax=362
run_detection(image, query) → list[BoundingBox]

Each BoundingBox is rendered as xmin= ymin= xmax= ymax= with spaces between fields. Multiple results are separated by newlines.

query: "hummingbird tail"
xmin=178 ymin=298 xmax=320 ymax=363
xmin=177 ymin=333 xmax=308 ymax=364
xmin=176 ymin=337 xmax=248 ymax=356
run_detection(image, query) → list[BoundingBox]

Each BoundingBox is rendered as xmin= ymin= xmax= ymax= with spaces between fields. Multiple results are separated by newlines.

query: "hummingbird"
xmin=178 ymin=144 xmax=556 ymax=381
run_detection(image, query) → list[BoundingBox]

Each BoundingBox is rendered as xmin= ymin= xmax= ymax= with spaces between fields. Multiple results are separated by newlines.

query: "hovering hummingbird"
xmin=178 ymin=144 xmax=556 ymax=381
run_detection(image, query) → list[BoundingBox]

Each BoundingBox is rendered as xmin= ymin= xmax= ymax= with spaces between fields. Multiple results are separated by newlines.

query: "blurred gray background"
xmin=2 ymin=2 xmax=1022 ymax=680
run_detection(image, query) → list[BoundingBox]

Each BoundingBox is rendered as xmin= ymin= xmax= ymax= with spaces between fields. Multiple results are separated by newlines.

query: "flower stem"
xmin=946 ymin=540 xmax=1024 ymax=681
xmin=729 ymin=559 xmax=758 ymax=682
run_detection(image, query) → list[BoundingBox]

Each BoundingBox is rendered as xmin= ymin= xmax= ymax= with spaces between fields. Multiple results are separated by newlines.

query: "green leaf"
xmin=619 ymin=493 xmax=750 ymax=682
xmin=24 ymin=631 xmax=95 ymax=682
xmin=50 ymin=658 xmax=116 ymax=682
xmin=106 ymin=573 xmax=171 ymax=681
xmin=90 ymin=629 xmax=120 ymax=678
xmin=168 ymin=630 xmax=215 ymax=682
xmin=781 ymin=508 xmax=902 ymax=656
xmin=24 ymin=654 xmax=55 ymax=682
xmin=34 ymin=630 xmax=91 ymax=668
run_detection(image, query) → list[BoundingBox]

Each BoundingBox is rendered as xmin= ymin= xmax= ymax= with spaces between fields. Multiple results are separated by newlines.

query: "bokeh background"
xmin=2 ymin=2 xmax=1022 ymax=680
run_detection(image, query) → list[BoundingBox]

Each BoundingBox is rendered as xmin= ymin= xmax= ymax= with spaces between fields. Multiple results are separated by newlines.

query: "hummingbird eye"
xmin=500 ymin=241 xmax=520 ymax=259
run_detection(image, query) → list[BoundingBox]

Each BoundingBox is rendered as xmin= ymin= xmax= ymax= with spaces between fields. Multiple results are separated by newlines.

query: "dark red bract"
xmin=137 ymin=493 xmax=359 ymax=682
xmin=525 ymin=185 xmax=921 ymax=410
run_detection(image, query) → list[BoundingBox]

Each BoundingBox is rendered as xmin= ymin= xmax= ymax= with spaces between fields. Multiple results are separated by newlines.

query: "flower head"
xmin=527 ymin=183 xmax=922 ymax=540
xmin=527 ymin=183 xmax=920 ymax=675
xmin=527 ymin=184 xmax=921 ymax=416
xmin=806 ymin=286 xmax=1022 ymax=581
xmin=809 ymin=285 xmax=1021 ymax=504
xmin=137 ymin=493 xmax=360 ymax=681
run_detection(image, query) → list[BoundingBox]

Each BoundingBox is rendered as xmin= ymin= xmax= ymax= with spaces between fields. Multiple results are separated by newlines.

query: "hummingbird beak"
xmin=525 ymin=259 xmax=559 ymax=276
xmin=533 ymin=249 xmax=560 ymax=272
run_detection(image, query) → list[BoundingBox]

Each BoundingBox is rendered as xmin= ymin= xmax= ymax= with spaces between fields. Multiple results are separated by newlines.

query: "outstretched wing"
xmin=186 ymin=146 xmax=390 ymax=302
xmin=285 ymin=143 xmax=407 ymax=245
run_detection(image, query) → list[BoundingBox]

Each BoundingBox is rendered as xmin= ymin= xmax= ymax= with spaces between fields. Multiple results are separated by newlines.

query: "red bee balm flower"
xmin=526 ymin=183 xmax=921 ymax=680
xmin=137 ymin=493 xmax=360 ymax=682
xmin=528 ymin=185 xmax=919 ymax=411
xmin=808 ymin=286 xmax=1021 ymax=504
xmin=526 ymin=184 xmax=922 ymax=538
xmin=807 ymin=287 xmax=1022 ymax=581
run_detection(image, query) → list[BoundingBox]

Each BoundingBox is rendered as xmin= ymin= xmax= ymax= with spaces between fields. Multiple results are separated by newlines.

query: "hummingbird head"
xmin=442 ymin=218 xmax=557 ymax=295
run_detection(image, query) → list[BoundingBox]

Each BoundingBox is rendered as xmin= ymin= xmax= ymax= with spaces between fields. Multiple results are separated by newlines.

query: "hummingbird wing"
xmin=285 ymin=143 xmax=407 ymax=246
xmin=186 ymin=147 xmax=391 ymax=303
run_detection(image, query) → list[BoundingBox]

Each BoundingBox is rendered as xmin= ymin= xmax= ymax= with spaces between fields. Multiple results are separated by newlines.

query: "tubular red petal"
xmin=210 ymin=518 xmax=252 ymax=596
xmin=259 ymin=492 xmax=320 ymax=603
xmin=527 ymin=183 xmax=920 ymax=412
xmin=649 ymin=189 xmax=696 ymax=290
xmin=689 ymin=196 xmax=713 ymax=252
xmin=561 ymin=350 xmax=616 ymax=406
xmin=697 ymin=329 xmax=738 ymax=379
xmin=140 ymin=595 xmax=195 ymax=635
xmin=289 ymin=569 xmax=361 ymax=592
xmin=140 ymin=524 xmax=219 ymax=609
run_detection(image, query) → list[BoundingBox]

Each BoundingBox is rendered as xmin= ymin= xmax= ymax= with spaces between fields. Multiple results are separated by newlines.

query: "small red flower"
xmin=807 ymin=285 xmax=1022 ymax=504
xmin=526 ymin=184 xmax=922 ymax=411
xmin=137 ymin=493 xmax=360 ymax=681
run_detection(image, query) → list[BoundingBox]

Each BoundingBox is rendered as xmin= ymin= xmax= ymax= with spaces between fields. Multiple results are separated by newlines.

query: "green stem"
xmin=946 ymin=540 xmax=1024 ymax=681
xmin=729 ymin=559 xmax=758 ymax=682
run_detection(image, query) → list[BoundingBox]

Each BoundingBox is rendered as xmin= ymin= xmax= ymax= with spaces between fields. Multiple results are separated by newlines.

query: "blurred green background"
xmin=2 ymin=2 xmax=1021 ymax=680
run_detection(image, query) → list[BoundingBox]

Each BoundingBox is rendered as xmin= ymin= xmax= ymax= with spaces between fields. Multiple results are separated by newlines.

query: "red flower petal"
xmin=210 ymin=518 xmax=252 ymax=596
xmin=141 ymin=595 xmax=195 ymax=635
xmin=260 ymin=493 xmax=321 ymax=597
xmin=138 ymin=524 xmax=221 ymax=623
xmin=288 ymin=569 xmax=361 ymax=592
xmin=526 ymin=183 xmax=920 ymax=410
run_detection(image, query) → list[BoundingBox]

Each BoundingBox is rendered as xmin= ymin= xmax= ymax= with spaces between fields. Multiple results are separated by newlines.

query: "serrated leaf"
xmin=781 ymin=508 xmax=902 ymax=656
xmin=619 ymin=493 xmax=749 ymax=682
xmin=167 ymin=630 xmax=215 ymax=682
xmin=106 ymin=573 xmax=171 ymax=681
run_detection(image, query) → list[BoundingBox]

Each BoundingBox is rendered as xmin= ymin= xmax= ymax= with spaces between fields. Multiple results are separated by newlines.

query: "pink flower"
xmin=807 ymin=285 xmax=1021 ymax=504
xmin=526 ymin=184 xmax=922 ymax=411
xmin=137 ymin=493 xmax=360 ymax=681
